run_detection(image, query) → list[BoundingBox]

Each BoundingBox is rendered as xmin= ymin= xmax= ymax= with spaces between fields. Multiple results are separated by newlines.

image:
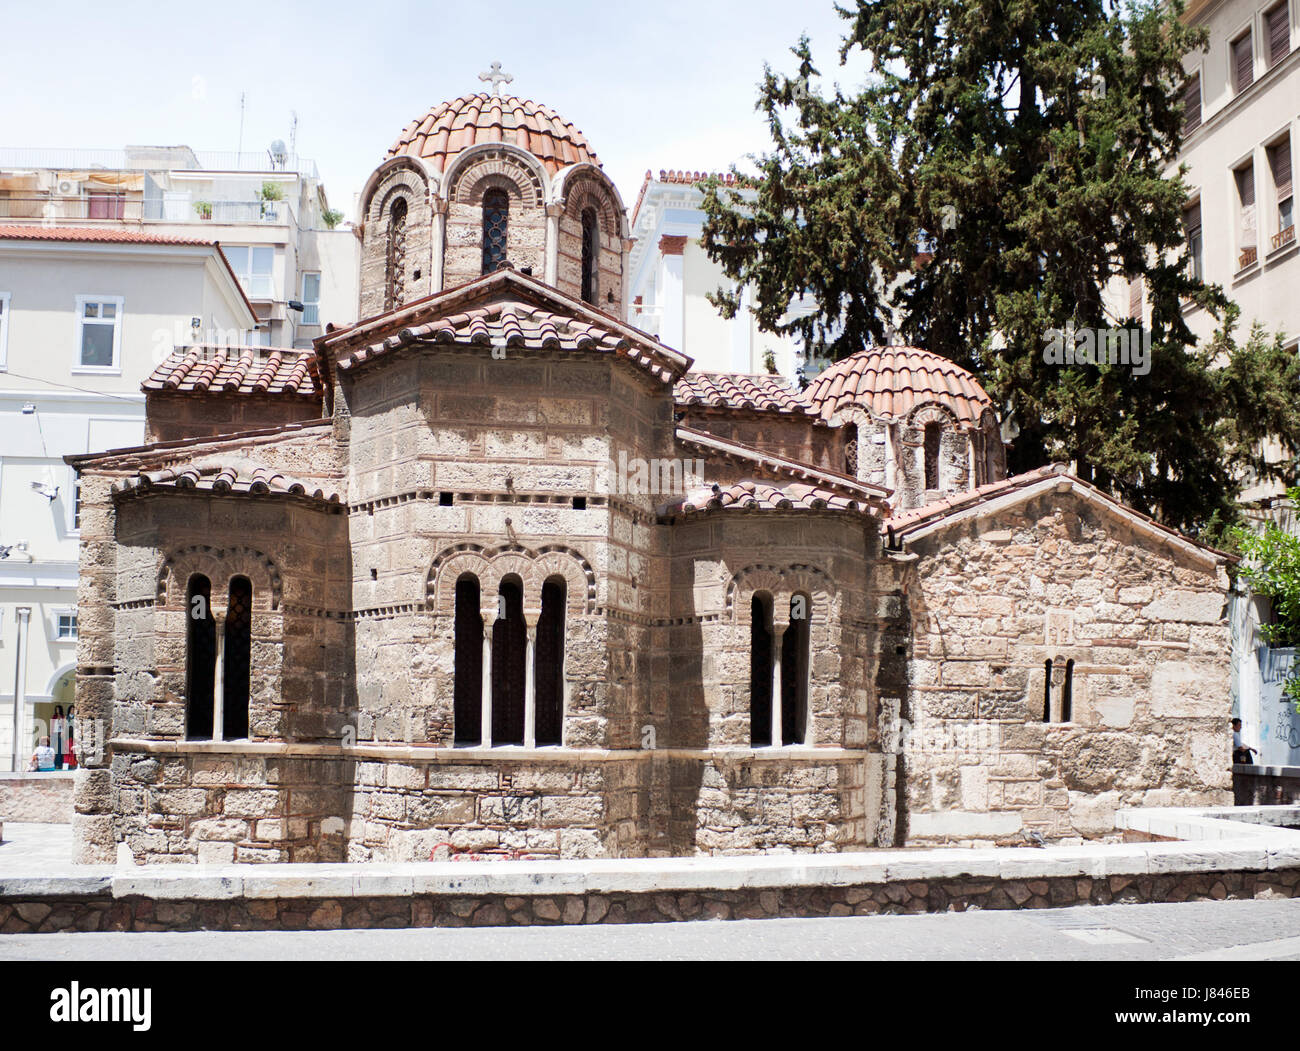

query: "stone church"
xmin=68 ymin=87 xmax=1234 ymax=864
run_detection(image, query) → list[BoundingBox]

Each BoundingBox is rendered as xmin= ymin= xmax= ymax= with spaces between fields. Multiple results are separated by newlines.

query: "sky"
xmin=0 ymin=0 xmax=873 ymax=216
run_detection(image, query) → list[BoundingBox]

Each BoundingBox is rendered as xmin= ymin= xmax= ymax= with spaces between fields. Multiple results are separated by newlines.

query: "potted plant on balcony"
xmin=193 ymin=200 xmax=213 ymax=220
xmin=260 ymin=181 xmax=284 ymax=220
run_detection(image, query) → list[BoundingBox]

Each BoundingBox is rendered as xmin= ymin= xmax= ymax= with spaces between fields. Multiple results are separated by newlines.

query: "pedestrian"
xmin=1231 ymin=718 xmax=1258 ymax=765
xmin=28 ymin=736 xmax=56 ymax=772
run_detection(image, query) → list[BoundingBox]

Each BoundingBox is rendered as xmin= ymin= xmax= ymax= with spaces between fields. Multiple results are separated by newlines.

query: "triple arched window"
xmin=185 ymin=573 xmax=252 ymax=741
xmin=749 ymin=592 xmax=810 ymax=746
xmin=482 ymin=189 xmax=509 ymax=274
xmin=453 ymin=572 xmax=566 ymax=746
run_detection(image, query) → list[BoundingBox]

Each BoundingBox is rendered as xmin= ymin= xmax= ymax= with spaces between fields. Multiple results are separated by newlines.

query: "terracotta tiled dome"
xmin=804 ymin=346 xmax=994 ymax=428
xmin=387 ymin=93 xmax=600 ymax=176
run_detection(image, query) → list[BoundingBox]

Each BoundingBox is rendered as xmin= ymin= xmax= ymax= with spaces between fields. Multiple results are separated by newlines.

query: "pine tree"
xmin=700 ymin=0 xmax=1300 ymax=533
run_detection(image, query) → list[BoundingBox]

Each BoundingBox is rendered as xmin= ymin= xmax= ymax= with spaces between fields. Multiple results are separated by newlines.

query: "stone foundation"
xmin=3 ymin=868 xmax=1297 ymax=934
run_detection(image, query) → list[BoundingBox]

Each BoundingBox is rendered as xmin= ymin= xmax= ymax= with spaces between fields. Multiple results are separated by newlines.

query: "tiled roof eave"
xmin=674 ymin=425 xmax=891 ymax=504
xmin=884 ymin=464 xmax=1232 ymax=567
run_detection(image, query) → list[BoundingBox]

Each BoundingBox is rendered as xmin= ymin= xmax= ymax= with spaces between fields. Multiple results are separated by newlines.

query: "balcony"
xmin=0 ymin=194 xmax=295 ymax=228
xmin=1238 ymin=245 xmax=1258 ymax=270
xmin=1271 ymin=224 xmax=1296 ymax=252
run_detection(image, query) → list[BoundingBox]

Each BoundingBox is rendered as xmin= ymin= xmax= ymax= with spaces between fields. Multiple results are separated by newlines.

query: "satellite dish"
xmin=269 ymin=139 xmax=288 ymax=168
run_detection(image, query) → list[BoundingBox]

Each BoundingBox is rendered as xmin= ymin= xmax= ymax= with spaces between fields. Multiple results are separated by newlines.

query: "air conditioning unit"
xmin=55 ymin=178 xmax=81 ymax=197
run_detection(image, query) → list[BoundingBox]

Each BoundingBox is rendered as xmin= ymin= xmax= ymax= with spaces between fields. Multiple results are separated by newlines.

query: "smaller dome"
xmin=388 ymin=93 xmax=600 ymax=176
xmin=804 ymin=346 xmax=994 ymax=428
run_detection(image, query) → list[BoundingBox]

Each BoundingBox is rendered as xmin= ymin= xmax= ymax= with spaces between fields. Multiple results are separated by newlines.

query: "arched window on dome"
xmin=384 ymin=197 xmax=408 ymax=312
xmin=843 ymin=422 xmax=859 ymax=476
xmin=581 ymin=207 xmax=599 ymax=303
xmin=923 ymin=423 xmax=943 ymax=490
xmin=482 ymin=189 xmax=509 ymax=274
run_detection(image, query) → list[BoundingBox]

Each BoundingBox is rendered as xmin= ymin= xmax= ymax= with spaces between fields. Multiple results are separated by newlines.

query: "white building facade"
xmin=0 ymin=228 xmax=257 ymax=769
xmin=626 ymin=170 xmax=817 ymax=381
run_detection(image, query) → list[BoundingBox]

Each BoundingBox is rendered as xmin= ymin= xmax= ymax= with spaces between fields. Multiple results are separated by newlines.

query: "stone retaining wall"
xmin=3 ymin=867 xmax=1297 ymax=934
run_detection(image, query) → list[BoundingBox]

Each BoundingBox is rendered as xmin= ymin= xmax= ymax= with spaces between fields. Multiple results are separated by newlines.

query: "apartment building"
xmin=0 ymin=227 xmax=258 ymax=769
xmin=0 ymin=144 xmax=359 ymax=348
xmin=1178 ymin=0 xmax=1297 ymax=348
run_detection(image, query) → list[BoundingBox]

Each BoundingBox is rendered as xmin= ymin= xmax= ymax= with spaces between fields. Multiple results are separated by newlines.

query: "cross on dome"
xmin=479 ymin=62 xmax=513 ymax=97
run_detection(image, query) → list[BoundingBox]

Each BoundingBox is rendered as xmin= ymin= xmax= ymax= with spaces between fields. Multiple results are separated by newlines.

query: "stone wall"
xmin=0 ymin=774 xmax=74 ymax=824
xmin=144 ymin=393 xmax=324 ymax=444
xmin=899 ymin=489 xmax=1233 ymax=846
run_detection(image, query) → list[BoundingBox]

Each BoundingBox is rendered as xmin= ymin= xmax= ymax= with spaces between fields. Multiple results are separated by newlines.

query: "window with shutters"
xmin=1232 ymin=31 xmax=1254 ymax=94
xmin=1182 ymin=75 xmax=1201 ymax=137
xmin=1237 ymin=161 xmax=1258 ymax=269
xmin=1185 ymin=201 xmax=1204 ymax=280
xmin=1266 ymin=2 xmax=1291 ymax=67
xmin=1269 ymin=136 xmax=1294 ymax=251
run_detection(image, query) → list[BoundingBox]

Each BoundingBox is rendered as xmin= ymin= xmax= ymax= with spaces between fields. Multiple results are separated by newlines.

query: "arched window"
xmin=844 ymin=422 xmax=859 ymax=476
xmin=535 ymin=577 xmax=566 ymax=746
xmin=453 ymin=574 xmax=483 ymax=745
xmin=1062 ymin=659 xmax=1075 ymax=723
xmin=581 ymin=207 xmax=599 ymax=303
xmin=384 ymin=197 xmax=408 ymax=311
xmin=222 ymin=576 xmax=251 ymax=740
xmin=923 ymin=423 xmax=943 ymax=490
xmin=1042 ymin=659 xmax=1054 ymax=723
xmin=781 ymin=594 xmax=810 ymax=745
xmin=750 ymin=593 xmax=774 ymax=746
xmin=185 ymin=574 xmax=216 ymax=740
xmin=491 ymin=576 xmax=526 ymax=744
xmin=482 ymin=189 xmax=509 ymax=274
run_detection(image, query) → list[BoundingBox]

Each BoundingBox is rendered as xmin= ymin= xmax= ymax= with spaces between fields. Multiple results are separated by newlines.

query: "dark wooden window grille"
xmin=581 ymin=207 xmax=599 ymax=303
xmin=482 ymin=189 xmax=509 ymax=274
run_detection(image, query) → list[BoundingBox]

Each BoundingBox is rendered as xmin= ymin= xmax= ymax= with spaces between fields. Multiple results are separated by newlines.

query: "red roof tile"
xmin=675 ymin=425 xmax=890 ymax=502
xmin=112 ymin=460 xmax=341 ymax=504
xmin=0 ymin=225 xmax=215 ymax=247
xmin=387 ymin=94 xmax=599 ymax=176
xmin=630 ymin=169 xmax=741 ymax=226
xmin=804 ymin=345 xmax=995 ymax=428
xmin=323 ymin=268 xmax=690 ymax=385
xmin=143 ymin=345 xmax=322 ymax=399
xmin=664 ymin=479 xmax=871 ymax=517
xmin=884 ymin=462 xmax=1231 ymax=562
xmin=675 ymin=372 xmax=816 ymax=417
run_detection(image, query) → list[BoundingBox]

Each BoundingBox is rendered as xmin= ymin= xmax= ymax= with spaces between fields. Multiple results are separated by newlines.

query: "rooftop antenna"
xmin=289 ymin=110 xmax=298 ymax=164
xmin=237 ymin=92 xmax=246 ymax=162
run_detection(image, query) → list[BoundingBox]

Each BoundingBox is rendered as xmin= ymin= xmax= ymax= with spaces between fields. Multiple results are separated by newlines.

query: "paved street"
xmin=2 ymin=898 xmax=1299 ymax=960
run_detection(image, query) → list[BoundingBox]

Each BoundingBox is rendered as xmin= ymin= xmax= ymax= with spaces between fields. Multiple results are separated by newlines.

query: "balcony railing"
xmin=0 ymin=147 xmax=318 ymax=181
xmin=1238 ymin=245 xmax=1258 ymax=269
xmin=1272 ymin=224 xmax=1296 ymax=252
xmin=0 ymin=195 xmax=295 ymax=227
